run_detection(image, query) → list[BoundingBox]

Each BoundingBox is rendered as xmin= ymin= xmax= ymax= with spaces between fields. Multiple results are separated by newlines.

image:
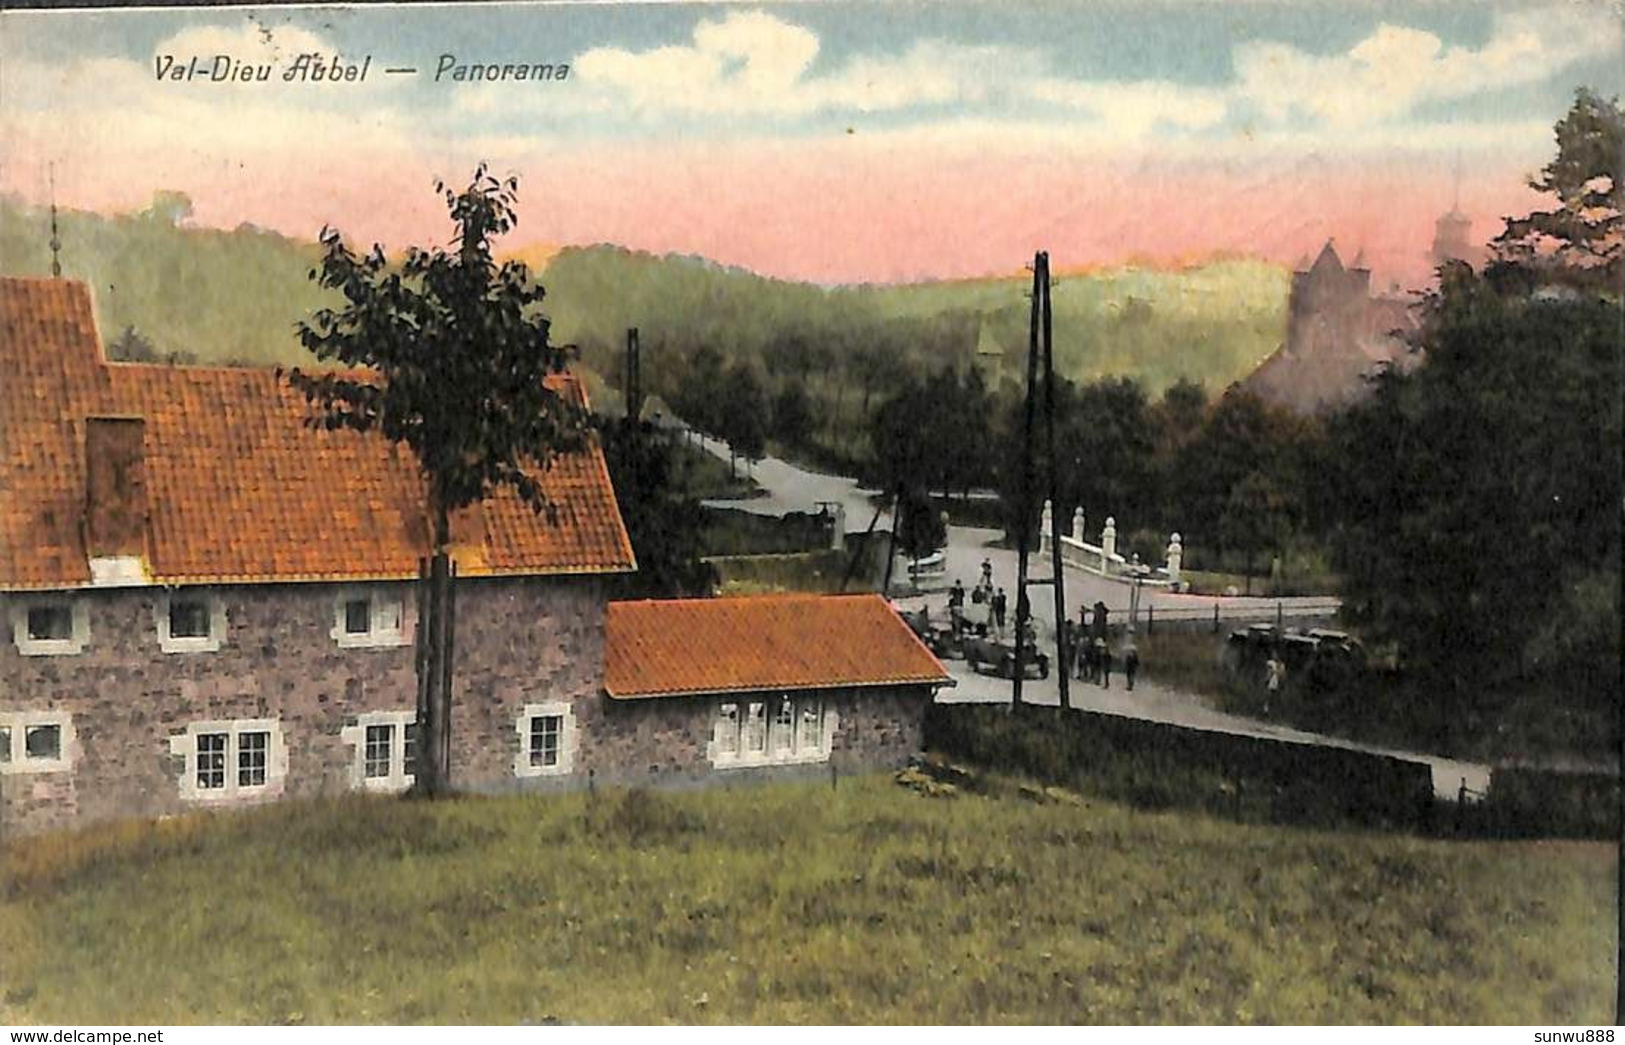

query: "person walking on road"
xmin=1122 ymin=630 xmax=1140 ymax=692
xmin=991 ymin=587 xmax=1007 ymax=640
xmin=980 ymin=557 xmax=994 ymax=591
xmin=948 ymin=580 xmax=966 ymax=637
xmin=1096 ymin=636 xmax=1112 ymax=689
xmin=1264 ymin=650 xmax=1286 ymax=713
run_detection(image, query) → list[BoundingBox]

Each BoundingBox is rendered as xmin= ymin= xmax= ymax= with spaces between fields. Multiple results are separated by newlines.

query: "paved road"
xmin=933 ymin=661 xmax=1489 ymax=800
xmin=690 ymin=429 xmax=1337 ymax=625
xmin=688 ymin=428 xmax=1487 ymax=800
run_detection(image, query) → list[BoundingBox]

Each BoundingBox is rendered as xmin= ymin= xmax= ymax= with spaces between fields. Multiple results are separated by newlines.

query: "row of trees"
xmin=867 ymin=361 xmax=1318 ymax=575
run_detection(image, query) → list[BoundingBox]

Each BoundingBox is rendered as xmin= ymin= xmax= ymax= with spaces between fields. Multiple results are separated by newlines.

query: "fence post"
xmin=1212 ymin=603 xmax=1220 ymax=634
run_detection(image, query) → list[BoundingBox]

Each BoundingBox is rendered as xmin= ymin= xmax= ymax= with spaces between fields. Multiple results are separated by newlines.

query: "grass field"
xmin=1 ymin=776 xmax=1613 ymax=1025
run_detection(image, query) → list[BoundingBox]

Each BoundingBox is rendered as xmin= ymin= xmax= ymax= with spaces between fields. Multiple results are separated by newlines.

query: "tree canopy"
xmin=286 ymin=166 xmax=587 ymax=547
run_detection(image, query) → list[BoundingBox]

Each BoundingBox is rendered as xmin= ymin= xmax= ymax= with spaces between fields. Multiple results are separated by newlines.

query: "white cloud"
xmin=1030 ymin=79 xmax=1229 ymax=135
xmin=1234 ymin=3 xmax=1621 ymax=127
xmin=552 ymin=11 xmax=1035 ymax=118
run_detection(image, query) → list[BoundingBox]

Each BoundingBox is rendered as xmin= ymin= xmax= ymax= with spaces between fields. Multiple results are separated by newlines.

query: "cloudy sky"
xmin=2 ymin=1 xmax=1621 ymax=284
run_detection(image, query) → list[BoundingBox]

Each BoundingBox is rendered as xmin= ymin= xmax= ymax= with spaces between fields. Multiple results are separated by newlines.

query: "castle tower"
xmin=1432 ymin=209 xmax=1473 ymax=265
xmin=1432 ymin=157 xmax=1474 ymax=265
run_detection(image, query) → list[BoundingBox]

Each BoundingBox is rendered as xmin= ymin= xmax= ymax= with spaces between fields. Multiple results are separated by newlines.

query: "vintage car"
xmin=1221 ymin=623 xmax=1366 ymax=685
xmin=963 ymin=632 xmax=1050 ymax=680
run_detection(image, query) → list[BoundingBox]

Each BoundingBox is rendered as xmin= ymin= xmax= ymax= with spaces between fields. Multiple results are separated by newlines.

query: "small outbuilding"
xmin=600 ymin=594 xmax=951 ymax=782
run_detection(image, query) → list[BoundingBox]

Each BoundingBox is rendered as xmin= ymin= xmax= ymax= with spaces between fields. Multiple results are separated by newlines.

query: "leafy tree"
xmin=286 ymin=166 xmax=587 ymax=794
xmin=599 ymin=420 xmax=717 ymax=598
xmin=1325 ymin=269 xmax=1621 ymax=732
xmin=894 ymin=485 xmax=947 ymax=562
xmin=675 ymin=345 xmax=726 ymax=435
xmin=106 ymin=325 xmax=158 ymax=363
xmin=1218 ymin=470 xmax=1290 ymax=595
xmin=719 ymin=362 xmax=769 ymax=476
xmin=1171 ymin=386 xmax=1306 ymax=548
xmin=1490 ymin=89 xmax=1622 ymax=294
xmin=772 ymin=381 xmax=815 ymax=449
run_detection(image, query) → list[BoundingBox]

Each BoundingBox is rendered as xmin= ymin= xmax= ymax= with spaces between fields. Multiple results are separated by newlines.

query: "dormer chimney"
xmin=84 ymin=417 xmax=147 ymax=558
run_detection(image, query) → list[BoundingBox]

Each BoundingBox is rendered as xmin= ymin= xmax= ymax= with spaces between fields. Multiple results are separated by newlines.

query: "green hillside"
xmin=0 ymin=194 xmax=330 ymax=366
xmin=543 ymin=245 xmax=1289 ymax=398
xmin=0 ymin=196 xmax=1287 ymax=399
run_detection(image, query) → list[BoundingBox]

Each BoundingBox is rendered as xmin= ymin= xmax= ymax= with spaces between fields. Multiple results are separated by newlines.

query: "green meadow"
xmin=1 ymin=775 xmax=1612 ymax=1025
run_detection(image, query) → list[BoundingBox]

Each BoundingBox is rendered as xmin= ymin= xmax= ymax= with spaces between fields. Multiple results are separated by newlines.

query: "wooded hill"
xmin=0 ymin=194 xmax=1287 ymax=398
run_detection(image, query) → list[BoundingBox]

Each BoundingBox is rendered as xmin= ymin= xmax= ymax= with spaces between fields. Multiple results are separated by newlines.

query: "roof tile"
xmin=605 ymin=593 xmax=951 ymax=699
xmin=0 ymin=277 xmax=635 ymax=588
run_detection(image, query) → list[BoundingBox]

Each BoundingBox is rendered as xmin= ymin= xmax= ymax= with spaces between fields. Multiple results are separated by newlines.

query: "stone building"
xmin=0 ymin=277 xmax=949 ymax=837
xmin=1242 ymin=242 xmax=1419 ymax=415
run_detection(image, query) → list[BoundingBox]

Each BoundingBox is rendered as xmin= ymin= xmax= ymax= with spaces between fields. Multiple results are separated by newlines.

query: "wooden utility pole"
xmin=1041 ymin=255 xmax=1071 ymax=712
xmin=1013 ymin=251 xmax=1069 ymax=710
xmin=1012 ymin=254 xmax=1043 ymax=707
xmin=624 ymin=327 xmax=643 ymax=421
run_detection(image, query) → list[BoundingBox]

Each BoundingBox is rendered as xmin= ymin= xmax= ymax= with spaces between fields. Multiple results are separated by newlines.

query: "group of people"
xmin=1061 ymin=604 xmax=1140 ymax=691
xmin=944 ymin=563 xmax=1145 ymax=691
xmin=946 ymin=558 xmax=1011 ymax=640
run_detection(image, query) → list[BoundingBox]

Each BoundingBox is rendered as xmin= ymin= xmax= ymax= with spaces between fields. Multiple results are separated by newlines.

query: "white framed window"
xmin=169 ymin=719 xmax=287 ymax=802
xmin=155 ymin=590 xmax=227 ymax=653
xmin=0 ymin=711 xmax=76 ymax=774
xmin=744 ymin=701 xmax=767 ymax=754
xmin=340 ymin=710 xmax=418 ymax=793
xmin=514 ymin=702 xmax=576 ymax=778
xmin=10 ymin=597 xmax=90 ymax=656
xmin=714 ymin=703 xmax=740 ymax=758
xmin=330 ymin=586 xmax=409 ymax=649
xmin=708 ymin=694 xmax=838 ymax=768
xmin=773 ymin=697 xmax=795 ymax=754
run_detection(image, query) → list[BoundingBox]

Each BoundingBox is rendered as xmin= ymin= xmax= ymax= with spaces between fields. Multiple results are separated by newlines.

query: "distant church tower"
xmin=1431 ymin=158 xmax=1474 ymax=266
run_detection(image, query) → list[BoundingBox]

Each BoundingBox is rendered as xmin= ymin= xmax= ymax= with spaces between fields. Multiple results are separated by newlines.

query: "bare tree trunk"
xmin=415 ymin=504 xmax=456 ymax=797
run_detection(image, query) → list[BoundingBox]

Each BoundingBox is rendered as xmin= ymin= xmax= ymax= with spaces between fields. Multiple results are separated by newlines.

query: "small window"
xmin=24 ymin=724 xmax=61 ymax=762
xmin=715 ymin=703 xmax=740 ymax=756
xmin=197 ymin=732 xmax=227 ymax=790
xmin=26 ymin=606 xmax=72 ymax=642
xmin=745 ymin=702 xmax=767 ymax=753
xmin=172 ymin=720 xmax=284 ymax=801
xmin=345 ymin=598 xmax=372 ymax=635
xmin=774 ymin=698 xmax=795 ymax=752
xmin=529 ymin=715 xmax=562 ymax=768
xmin=342 ymin=712 xmax=417 ymax=792
xmin=238 ymin=731 xmax=268 ymax=787
xmin=13 ymin=600 xmax=87 ymax=656
xmin=333 ymin=588 xmax=408 ymax=648
xmin=513 ymin=704 xmax=574 ymax=779
xmin=799 ymin=704 xmax=823 ymax=752
xmin=169 ymin=599 xmax=211 ymax=639
xmin=364 ymin=724 xmax=393 ymax=779
xmin=0 ymin=713 xmax=74 ymax=774
xmin=156 ymin=591 xmax=225 ymax=653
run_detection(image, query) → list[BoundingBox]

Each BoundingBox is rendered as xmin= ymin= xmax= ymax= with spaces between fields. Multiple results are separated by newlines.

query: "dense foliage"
xmin=598 ymin=420 xmax=718 ymax=599
xmin=285 ymin=167 xmax=587 ymax=547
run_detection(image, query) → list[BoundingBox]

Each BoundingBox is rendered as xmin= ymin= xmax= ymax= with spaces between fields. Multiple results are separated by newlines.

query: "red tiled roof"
xmin=604 ymin=593 xmax=951 ymax=699
xmin=0 ymin=277 xmax=635 ymax=589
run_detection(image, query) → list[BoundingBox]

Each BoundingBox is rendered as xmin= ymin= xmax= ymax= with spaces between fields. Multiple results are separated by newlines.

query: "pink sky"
xmin=25 ymin=131 xmax=1543 ymax=289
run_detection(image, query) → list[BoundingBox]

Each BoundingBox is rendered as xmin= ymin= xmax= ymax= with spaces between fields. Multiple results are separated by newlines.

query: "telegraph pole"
xmin=1041 ymin=256 xmax=1071 ymax=712
xmin=1012 ymin=251 xmax=1069 ymax=710
xmin=624 ymin=327 xmax=642 ymax=421
xmin=1011 ymin=253 xmax=1043 ymax=707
